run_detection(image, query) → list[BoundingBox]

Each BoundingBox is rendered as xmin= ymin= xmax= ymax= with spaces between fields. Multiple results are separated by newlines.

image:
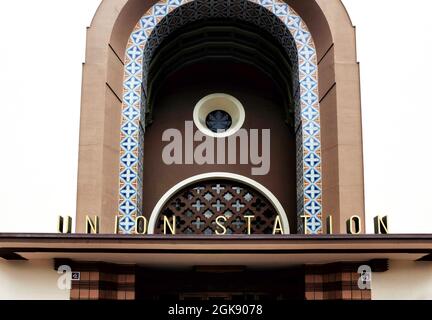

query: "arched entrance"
xmin=76 ymin=0 xmax=366 ymax=235
xmin=148 ymin=173 xmax=290 ymax=234
xmin=118 ymin=0 xmax=323 ymax=235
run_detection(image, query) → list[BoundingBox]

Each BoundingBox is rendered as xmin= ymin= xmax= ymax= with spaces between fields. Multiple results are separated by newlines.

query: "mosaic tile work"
xmin=119 ymin=0 xmax=322 ymax=234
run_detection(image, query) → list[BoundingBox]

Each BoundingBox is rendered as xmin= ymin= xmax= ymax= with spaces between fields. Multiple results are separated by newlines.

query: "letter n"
xmin=163 ymin=216 xmax=176 ymax=235
xmin=86 ymin=216 xmax=100 ymax=234
xmin=374 ymin=216 xmax=389 ymax=234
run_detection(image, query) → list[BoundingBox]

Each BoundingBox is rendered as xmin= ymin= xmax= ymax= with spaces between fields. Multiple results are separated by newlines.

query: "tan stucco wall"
xmin=76 ymin=0 xmax=365 ymax=233
xmin=308 ymin=0 xmax=364 ymax=233
xmin=372 ymin=260 xmax=432 ymax=300
xmin=0 ymin=260 xmax=70 ymax=300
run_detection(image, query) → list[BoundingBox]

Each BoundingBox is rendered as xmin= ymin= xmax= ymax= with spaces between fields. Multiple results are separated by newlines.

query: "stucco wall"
xmin=372 ymin=260 xmax=432 ymax=300
xmin=0 ymin=259 xmax=69 ymax=300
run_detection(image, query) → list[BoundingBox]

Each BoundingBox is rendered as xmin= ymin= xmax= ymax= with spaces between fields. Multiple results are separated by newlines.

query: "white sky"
xmin=0 ymin=0 xmax=431 ymax=234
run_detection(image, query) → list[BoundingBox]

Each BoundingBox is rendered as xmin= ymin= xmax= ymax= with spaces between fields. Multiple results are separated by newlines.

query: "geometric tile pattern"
xmin=119 ymin=0 xmax=322 ymax=234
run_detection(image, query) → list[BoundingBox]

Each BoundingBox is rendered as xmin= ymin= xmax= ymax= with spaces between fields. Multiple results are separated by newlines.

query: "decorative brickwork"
xmin=56 ymin=260 xmax=387 ymax=300
xmin=304 ymin=262 xmax=388 ymax=300
xmin=56 ymin=260 xmax=136 ymax=300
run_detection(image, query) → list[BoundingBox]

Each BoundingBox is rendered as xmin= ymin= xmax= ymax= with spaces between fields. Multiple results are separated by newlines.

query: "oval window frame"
xmin=193 ymin=93 xmax=245 ymax=138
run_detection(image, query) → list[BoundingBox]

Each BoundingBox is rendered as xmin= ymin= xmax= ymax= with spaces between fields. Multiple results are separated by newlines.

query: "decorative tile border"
xmin=119 ymin=0 xmax=322 ymax=234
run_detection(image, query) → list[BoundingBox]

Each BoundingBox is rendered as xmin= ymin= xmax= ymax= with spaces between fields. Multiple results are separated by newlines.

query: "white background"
xmin=0 ymin=0 xmax=431 ymax=233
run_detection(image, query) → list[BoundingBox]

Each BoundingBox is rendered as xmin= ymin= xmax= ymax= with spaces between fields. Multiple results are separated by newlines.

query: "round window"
xmin=193 ymin=93 xmax=245 ymax=138
xmin=205 ymin=110 xmax=233 ymax=133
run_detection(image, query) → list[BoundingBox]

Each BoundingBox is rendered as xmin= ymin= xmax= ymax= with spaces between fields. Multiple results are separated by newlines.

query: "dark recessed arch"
xmin=118 ymin=0 xmax=323 ymax=235
xmin=146 ymin=19 xmax=295 ymax=126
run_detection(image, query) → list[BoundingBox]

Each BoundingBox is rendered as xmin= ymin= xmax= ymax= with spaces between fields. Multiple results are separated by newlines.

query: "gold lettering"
xmin=300 ymin=215 xmax=310 ymax=235
xmin=215 ymin=216 xmax=227 ymax=235
xmin=85 ymin=216 xmax=100 ymax=234
xmin=163 ymin=215 xmax=176 ymax=235
xmin=272 ymin=215 xmax=284 ymax=235
xmin=135 ymin=216 xmax=148 ymax=235
xmin=114 ymin=216 xmax=119 ymax=234
xmin=326 ymin=215 xmax=333 ymax=235
xmin=346 ymin=215 xmax=362 ymax=235
xmin=244 ymin=215 xmax=254 ymax=235
xmin=374 ymin=215 xmax=389 ymax=234
xmin=57 ymin=216 xmax=72 ymax=234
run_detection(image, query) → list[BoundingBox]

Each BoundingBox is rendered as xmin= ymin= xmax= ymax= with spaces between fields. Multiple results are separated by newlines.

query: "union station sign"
xmin=57 ymin=214 xmax=389 ymax=236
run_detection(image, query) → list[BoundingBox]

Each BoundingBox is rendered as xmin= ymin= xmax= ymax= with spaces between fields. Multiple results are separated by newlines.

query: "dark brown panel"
xmin=0 ymin=249 xmax=27 ymax=261
xmin=143 ymin=61 xmax=297 ymax=229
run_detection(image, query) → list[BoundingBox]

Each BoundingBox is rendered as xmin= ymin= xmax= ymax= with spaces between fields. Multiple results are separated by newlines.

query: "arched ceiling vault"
xmin=146 ymin=19 xmax=295 ymax=127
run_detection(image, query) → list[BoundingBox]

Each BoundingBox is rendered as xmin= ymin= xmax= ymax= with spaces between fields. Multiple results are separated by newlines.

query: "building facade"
xmin=1 ymin=0 xmax=432 ymax=300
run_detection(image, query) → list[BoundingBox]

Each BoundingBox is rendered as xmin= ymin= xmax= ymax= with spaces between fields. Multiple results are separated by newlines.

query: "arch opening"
xmin=148 ymin=173 xmax=290 ymax=234
xmin=118 ymin=0 xmax=323 ymax=235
